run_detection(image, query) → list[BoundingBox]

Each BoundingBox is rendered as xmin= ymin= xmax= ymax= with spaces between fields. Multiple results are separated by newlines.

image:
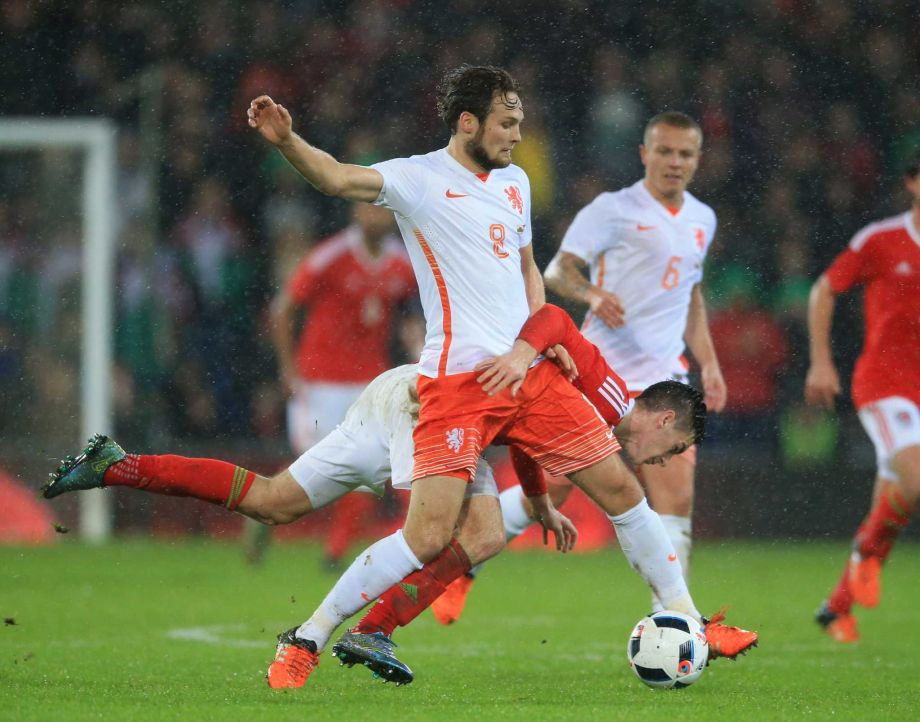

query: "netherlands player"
xmin=809 ymin=153 xmax=920 ymax=643
xmin=244 ymin=202 xmax=418 ymax=566
xmin=450 ymin=112 xmax=726 ymax=621
xmin=242 ymin=65 xmax=751 ymax=687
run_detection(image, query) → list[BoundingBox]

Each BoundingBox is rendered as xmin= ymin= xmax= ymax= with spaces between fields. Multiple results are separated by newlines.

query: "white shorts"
xmin=288 ymin=400 xmax=499 ymax=509
xmin=287 ymin=381 xmax=366 ymax=454
xmin=857 ymin=396 xmax=920 ymax=481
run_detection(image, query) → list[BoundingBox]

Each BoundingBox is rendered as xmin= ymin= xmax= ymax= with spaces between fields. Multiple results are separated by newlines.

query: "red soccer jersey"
xmin=287 ymin=226 xmax=417 ymax=383
xmin=825 ymin=212 xmax=920 ymax=408
xmin=510 ymin=304 xmax=632 ymax=496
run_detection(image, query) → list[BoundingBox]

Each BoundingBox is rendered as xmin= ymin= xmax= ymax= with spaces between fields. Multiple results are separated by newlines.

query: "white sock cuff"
xmin=607 ymin=497 xmax=650 ymax=526
xmin=500 ymin=486 xmax=533 ymax=539
xmin=394 ymin=528 xmax=424 ymax=571
xmin=659 ymin=514 xmax=692 ymax=535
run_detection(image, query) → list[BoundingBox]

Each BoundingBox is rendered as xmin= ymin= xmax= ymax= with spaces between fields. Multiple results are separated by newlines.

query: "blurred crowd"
xmin=1 ymin=0 xmax=919 ymax=465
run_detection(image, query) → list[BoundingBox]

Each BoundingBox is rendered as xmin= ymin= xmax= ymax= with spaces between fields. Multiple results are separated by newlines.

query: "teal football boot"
xmin=42 ymin=434 xmax=126 ymax=499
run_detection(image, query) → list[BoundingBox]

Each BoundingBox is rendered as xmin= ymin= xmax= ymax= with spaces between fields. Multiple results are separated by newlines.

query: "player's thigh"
xmin=640 ymin=452 xmax=695 ymax=516
xmin=568 ymin=453 xmax=644 ymax=516
xmin=403 ymin=475 xmax=470 ymax=561
xmin=548 ymin=476 xmax=575 ymax=508
xmin=891 ymin=444 xmax=920 ymax=504
xmin=288 ymin=426 xmax=389 ymax=510
xmin=858 ymin=397 xmax=920 ymax=487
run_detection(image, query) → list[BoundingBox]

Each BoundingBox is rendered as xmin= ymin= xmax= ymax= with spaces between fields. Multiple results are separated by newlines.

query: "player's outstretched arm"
xmin=804 ymin=274 xmax=841 ymax=409
xmin=247 ymin=95 xmax=383 ymax=202
xmin=544 ymin=251 xmax=624 ymax=327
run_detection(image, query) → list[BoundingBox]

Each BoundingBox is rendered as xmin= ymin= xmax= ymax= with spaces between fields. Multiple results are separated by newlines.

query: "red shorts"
xmin=412 ymin=360 xmax=619 ymax=482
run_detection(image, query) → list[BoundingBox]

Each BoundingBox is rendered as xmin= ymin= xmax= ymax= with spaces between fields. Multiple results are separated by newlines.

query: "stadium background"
xmin=1 ymin=0 xmax=919 ymax=543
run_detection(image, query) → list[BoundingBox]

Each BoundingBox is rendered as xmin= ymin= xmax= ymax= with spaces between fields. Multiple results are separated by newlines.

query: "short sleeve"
xmin=826 ymin=228 xmax=876 ymax=293
xmin=371 ymin=157 xmax=429 ymax=218
xmin=286 ymin=257 xmax=320 ymax=304
xmin=559 ymin=194 xmax=611 ymax=264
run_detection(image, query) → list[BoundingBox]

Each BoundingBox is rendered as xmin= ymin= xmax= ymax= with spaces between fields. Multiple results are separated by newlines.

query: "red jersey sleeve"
xmin=286 ymin=256 xmax=322 ymax=305
xmin=517 ymin=304 xmax=631 ymax=427
xmin=509 ymin=445 xmax=548 ymax=497
xmin=825 ymin=228 xmax=877 ymax=294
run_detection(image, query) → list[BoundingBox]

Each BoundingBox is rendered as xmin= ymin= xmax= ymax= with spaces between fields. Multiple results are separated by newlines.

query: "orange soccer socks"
xmin=355 ymin=537 xmax=472 ymax=636
xmin=103 ymin=454 xmax=255 ymax=511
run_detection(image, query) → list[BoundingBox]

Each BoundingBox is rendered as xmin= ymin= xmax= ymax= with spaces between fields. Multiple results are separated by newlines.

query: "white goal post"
xmin=0 ymin=118 xmax=117 ymax=542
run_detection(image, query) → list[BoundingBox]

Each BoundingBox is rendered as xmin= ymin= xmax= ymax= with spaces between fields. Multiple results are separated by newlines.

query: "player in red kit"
xmin=808 ymin=153 xmax=920 ymax=642
xmin=245 ymin=202 xmax=419 ymax=566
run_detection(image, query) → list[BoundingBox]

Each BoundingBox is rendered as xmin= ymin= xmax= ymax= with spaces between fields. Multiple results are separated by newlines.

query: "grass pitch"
xmin=2 ymin=539 xmax=919 ymax=721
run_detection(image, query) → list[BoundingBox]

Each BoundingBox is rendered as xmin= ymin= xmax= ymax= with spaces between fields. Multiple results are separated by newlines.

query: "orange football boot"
xmin=267 ymin=628 xmax=320 ymax=688
xmin=431 ymin=574 xmax=475 ymax=626
xmin=848 ymin=554 xmax=881 ymax=608
xmin=816 ymin=601 xmax=859 ymax=643
xmin=704 ymin=610 xmax=759 ymax=659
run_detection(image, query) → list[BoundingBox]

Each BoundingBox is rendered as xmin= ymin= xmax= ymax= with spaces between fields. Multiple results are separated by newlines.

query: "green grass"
xmin=2 ymin=539 xmax=919 ymax=721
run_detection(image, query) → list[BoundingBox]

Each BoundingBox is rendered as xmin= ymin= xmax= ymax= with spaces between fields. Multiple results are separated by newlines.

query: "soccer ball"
xmin=626 ymin=611 xmax=708 ymax=689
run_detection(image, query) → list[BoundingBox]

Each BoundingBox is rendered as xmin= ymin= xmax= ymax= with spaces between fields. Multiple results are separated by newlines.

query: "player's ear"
xmin=658 ymin=409 xmax=677 ymax=429
xmin=457 ymin=111 xmax=479 ymax=136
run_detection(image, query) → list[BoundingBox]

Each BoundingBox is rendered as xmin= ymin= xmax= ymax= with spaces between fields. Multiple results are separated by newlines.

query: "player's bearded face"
xmin=466 ymin=93 xmax=523 ymax=171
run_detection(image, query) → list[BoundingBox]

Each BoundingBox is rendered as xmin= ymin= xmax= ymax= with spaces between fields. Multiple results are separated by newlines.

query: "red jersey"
xmin=825 ymin=211 xmax=920 ymax=408
xmin=511 ymin=303 xmax=632 ymax=496
xmin=287 ymin=226 xmax=417 ymax=383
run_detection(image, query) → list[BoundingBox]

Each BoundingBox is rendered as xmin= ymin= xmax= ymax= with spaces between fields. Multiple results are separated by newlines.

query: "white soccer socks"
xmin=608 ymin=499 xmax=700 ymax=620
xmin=295 ymin=529 xmax=423 ymax=650
xmin=651 ymin=514 xmax=692 ymax=612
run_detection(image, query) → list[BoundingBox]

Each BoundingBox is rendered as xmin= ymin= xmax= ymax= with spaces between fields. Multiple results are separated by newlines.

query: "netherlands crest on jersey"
xmin=694 ymin=228 xmax=706 ymax=252
xmin=446 ymin=427 xmax=465 ymax=453
xmin=505 ymin=186 xmax=524 ymax=214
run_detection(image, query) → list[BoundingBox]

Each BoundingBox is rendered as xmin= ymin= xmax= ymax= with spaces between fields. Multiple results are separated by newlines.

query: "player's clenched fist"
xmin=247 ymin=95 xmax=293 ymax=146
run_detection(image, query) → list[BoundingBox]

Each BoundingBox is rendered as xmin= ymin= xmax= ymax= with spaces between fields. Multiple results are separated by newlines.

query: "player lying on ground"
xmin=42 ymin=305 xmax=757 ymax=687
xmin=806 ymin=152 xmax=920 ymax=643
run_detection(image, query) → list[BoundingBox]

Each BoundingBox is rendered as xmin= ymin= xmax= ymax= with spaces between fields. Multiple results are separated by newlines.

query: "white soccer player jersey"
xmin=373 ymin=149 xmax=533 ymax=378
xmin=560 ymin=180 xmax=717 ymax=391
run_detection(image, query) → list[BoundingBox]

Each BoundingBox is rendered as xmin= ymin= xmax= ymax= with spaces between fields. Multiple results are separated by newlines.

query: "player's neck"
xmin=912 ymin=202 xmax=920 ymax=231
xmin=643 ymin=179 xmax=684 ymax=211
xmin=447 ymin=137 xmax=489 ymax=175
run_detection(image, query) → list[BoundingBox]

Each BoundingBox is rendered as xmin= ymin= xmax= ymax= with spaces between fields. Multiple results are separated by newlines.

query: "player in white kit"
xmin=443 ymin=112 xmax=727 ymax=621
xmin=245 ymin=71 xmax=747 ymax=689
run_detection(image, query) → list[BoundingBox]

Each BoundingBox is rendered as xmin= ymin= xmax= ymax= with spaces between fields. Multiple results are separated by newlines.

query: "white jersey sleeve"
xmin=559 ymin=193 xmax=618 ymax=264
xmin=372 ymin=157 xmax=430 ymax=218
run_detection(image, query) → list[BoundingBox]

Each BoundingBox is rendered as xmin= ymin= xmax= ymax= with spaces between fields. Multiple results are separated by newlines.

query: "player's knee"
xmin=405 ymin=524 xmax=454 ymax=563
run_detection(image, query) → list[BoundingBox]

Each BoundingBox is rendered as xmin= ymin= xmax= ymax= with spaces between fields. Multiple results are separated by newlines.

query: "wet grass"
xmin=2 ymin=538 xmax=918 ymax=721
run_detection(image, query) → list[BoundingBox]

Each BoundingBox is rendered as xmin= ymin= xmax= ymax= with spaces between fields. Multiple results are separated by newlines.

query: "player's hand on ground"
xmin=529 ymin=493 xmax=577 ymax=552
xmin=804 ymin=361 xmax=841 ymax=409
xmin=701 ymin=362 xmax=727 ymax=413
xmin=586 ymin=287 xmax=625 ymax=328
xmin=475 ymin=340 xmax=538 ymax=397
xmin=247 ymin=95 xmax=293 ymax=146
xmin=544 ymin=344 xmax=578 ymax=381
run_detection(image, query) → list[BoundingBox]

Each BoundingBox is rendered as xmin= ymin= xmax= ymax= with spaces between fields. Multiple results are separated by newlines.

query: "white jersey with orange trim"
xmin=560 ymin=180 xmax=717 ymax=391
xmin=372 ymin=148 xmax=533 ymax=378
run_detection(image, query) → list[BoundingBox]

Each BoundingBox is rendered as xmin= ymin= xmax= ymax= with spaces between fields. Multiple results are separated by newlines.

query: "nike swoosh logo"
xmin=667 ymin=554 xmax=677 ymax=562
xmin=637 ymin=224 xmax=656 ymax=231
xmin=446 ymin=190 xmax=469 ymax=198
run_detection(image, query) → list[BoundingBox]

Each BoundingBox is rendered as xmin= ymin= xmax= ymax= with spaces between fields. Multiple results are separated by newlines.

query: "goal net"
xmin=0 ymin=119 xmax=117 ymax=542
